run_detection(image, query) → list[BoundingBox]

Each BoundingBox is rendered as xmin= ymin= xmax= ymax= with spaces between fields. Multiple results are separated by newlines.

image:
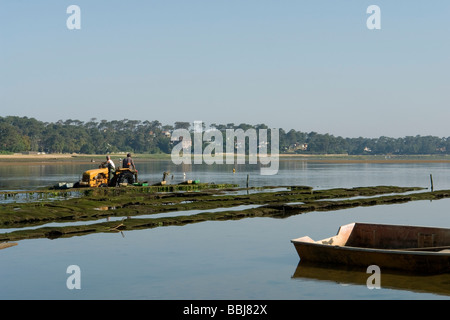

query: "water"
xmin=1 ymin=160 xmax=448 ymax=191
xmin=1 ymin=159 xmax=450 ymax=300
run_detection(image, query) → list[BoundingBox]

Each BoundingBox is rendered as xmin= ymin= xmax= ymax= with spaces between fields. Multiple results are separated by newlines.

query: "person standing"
xmin=104 ymin=155 xmax=116 ymax=184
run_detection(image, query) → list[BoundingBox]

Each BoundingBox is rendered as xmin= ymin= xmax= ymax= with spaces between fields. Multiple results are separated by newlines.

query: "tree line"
xmin=1 ymin=116 xmax=450 ymax=155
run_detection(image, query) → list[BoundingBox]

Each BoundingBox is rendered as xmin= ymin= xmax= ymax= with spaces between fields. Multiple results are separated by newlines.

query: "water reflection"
xmin=3 ymin=160 xmax=450 ymax=191
xmin=0 ymin=190 xmax=83 ymax=204
xmin=2 ymin=160 xmax=450 ymax=299
xmin=0 ymin=204 xmax=263 ymax=234
xmin=292 ymin=261 xmax=450 ymax=297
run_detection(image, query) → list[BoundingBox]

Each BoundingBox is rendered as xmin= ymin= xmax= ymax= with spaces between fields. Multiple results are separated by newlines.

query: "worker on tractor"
xmin=76 ymin=154 xmax=138 ymax=188
xmin=102 ymin=155 xmax=116 ymax=185
xmin=122 ymin=153 xmax=137 ymax=171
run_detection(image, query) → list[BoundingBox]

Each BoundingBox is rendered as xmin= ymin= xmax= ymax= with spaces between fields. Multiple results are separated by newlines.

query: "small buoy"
xmin=233 ymin=168 xmax=236 ymax=173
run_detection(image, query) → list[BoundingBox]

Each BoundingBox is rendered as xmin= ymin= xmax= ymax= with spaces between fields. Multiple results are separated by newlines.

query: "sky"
xmin=0 ymin=1 xmax=449 ymax=138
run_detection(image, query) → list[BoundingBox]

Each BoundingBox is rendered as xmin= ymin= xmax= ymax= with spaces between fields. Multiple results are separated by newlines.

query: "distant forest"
xmin=1 ymin=116 xmax=450 ymax=155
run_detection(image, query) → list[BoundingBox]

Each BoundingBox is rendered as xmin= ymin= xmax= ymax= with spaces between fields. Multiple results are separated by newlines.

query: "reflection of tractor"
xmin=75 ymin=166 xmax=138 ymax=188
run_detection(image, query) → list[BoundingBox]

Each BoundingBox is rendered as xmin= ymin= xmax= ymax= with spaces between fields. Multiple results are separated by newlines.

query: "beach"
xmin=1 ymin=152 xmax=450 ymax=165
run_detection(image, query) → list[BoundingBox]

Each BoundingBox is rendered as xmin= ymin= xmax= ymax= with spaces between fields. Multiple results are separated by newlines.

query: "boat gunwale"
xmin=290 ymin=239 xmax=450 ymax=256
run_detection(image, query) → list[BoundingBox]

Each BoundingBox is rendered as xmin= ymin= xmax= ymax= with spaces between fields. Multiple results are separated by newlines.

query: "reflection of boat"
xmin=0 ymin=242 xmax=17 ymax=250
xmin=291 ymin=222 xmax=450 ymax=274
xmin=292 ymin=261 xmax=450 ymax=296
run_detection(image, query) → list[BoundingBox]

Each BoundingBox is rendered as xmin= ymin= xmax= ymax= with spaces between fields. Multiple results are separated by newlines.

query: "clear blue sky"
xmin=1 ymin=1 xmax=449 ymax=138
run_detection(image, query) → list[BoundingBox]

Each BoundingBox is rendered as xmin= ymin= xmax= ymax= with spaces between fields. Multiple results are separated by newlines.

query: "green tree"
xmin=0 ymin=122 xmax=29 ymax=152
xmin=174 ymin=122 xmax=191 ymax=130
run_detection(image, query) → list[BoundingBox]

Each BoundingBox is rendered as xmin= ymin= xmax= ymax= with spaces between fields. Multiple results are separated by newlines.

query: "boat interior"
xmin=296 ymin=223 xmax=450 ymax=252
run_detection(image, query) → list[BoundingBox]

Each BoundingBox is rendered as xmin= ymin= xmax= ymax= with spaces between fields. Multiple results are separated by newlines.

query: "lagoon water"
xmin=1 ymin=159 xmax=450 ymax=300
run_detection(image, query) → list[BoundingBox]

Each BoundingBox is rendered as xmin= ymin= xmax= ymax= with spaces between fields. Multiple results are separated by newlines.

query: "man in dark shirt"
xmin=122 ymin=153 xmax=136 ymax=171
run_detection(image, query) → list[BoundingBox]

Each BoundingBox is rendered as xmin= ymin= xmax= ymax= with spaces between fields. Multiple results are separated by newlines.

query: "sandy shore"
xmin=0 ymin=153 xmax=76 ymax=159
xmin=0 ymin=153 xmax=172 ymax=166
xmin=1 ymin=153 xmax=450 ymax=165
xmin=0 ymin=153 xmax=106 ymax=166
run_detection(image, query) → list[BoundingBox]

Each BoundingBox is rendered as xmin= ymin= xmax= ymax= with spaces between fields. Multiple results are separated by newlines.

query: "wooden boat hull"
xmin=291 ymin=223 xmax=450 ymax=274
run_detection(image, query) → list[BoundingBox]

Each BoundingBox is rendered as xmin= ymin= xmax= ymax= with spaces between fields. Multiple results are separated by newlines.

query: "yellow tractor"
xmin=76 ymin=166 xmax=138 ymax=188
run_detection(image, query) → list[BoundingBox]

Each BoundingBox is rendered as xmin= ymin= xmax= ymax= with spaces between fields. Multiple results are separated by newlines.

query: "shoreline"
xmin=1 ymin=153 xmax=450 ymax=165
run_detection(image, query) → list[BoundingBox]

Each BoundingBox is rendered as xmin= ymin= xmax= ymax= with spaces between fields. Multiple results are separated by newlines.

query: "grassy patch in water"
xmin=1 ymin=185 xmax=445 ymax=242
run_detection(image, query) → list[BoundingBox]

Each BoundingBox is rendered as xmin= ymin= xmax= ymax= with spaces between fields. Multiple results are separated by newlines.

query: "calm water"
xmin=1 ymin=160 xmax=450 ymax=300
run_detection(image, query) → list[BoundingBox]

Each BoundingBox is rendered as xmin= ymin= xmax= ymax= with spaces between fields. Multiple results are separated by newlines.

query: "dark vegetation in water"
xmin=2 ymin=184 xmax=449 ymax=242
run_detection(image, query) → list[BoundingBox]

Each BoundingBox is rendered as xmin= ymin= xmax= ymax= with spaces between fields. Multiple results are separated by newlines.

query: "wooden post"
xmin=430 ymin=174 xmax=434 ymax=192
xmin=246 ymin=174 xmax=249 ymax=188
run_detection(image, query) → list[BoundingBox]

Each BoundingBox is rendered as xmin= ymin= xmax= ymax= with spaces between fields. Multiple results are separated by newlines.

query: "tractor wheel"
xmin=118 ymin=171 xmax=135 ymax=185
